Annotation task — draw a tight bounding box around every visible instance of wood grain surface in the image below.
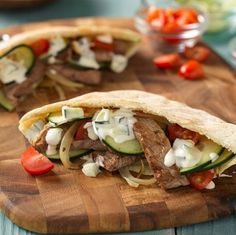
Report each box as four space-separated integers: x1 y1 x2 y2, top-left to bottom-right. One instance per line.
0 18 236 234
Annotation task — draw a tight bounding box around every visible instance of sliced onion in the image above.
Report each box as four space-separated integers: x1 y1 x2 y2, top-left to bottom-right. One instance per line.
59 122 80 169
54 84 66 100
46 69 84 88
39 78 66 100
128 160 153 176
216 155 236 176
136 159 144 178
119 165 156 187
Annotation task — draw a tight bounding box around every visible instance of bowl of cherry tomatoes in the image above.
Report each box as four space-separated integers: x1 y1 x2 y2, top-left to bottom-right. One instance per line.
135 5 208 52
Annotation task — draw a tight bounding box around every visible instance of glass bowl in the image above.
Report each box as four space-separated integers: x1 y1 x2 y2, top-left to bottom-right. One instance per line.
134 5 208 52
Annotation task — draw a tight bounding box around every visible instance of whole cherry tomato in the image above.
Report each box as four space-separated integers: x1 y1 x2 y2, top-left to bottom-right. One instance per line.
74 120 90 140
188 170 214 190
154 53 181 69
30 38 50 56
184 46 210 62
179 60 204 80
167 123 200 144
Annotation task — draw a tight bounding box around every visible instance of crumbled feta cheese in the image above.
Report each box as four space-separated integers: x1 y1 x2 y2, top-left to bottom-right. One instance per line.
47 36 66 57
111 54 128 73
0 58 27 84
73 37 100 69
78 56 100 69
82 162 101 177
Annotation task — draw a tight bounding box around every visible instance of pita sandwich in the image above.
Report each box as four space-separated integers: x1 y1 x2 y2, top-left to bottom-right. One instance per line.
19 90 236 190
0 26 141 111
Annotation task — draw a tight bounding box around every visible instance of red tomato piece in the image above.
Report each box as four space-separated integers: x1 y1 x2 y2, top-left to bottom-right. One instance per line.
74 120 90 140
162 37 181 45
174 8 198 25
30 38 50 56
161 21 179 33
176 14 197 26
184 46 210 62
188 170 214 190
153 53 181 69
147 7 199 33
21 147 54 175
179 60 204 80
167 123 200 144
151 17 166 30
92 39 114 51
147 7 165 23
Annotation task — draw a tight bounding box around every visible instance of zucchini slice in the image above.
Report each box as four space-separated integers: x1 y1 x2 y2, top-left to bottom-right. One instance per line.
201 149 234 171
103 135 143 155
180 138 223 175
46 149 93 160
62 106 84 120
48 112 90 127
68 59 110 70
0 89 15 111
1 45 35 73
48 112 67 127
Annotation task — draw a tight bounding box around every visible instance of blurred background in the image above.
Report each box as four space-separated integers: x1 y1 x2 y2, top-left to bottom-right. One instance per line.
0 0 236 67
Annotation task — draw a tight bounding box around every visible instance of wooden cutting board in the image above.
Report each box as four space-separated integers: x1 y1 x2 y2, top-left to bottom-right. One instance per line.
0 18 236 234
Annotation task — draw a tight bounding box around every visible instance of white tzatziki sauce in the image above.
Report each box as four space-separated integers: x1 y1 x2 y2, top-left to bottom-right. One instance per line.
45 128 63 155
92 108 137 144
164 139 202 168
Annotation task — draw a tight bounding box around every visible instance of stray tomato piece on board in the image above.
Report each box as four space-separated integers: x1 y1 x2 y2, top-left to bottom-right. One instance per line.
179 60 204 80
154 53 181 69
184 46 210 62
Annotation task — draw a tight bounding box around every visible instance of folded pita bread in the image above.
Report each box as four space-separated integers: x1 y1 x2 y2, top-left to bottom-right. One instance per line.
19 90 236 154
0 26 141 110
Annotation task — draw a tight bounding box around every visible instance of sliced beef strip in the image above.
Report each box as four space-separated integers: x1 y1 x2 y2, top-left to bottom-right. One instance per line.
35 123 106 153
34 124 69 153
34 127 48 152
48 64 101 85
72 138 107 151
92 151 138 172
133 117 189 189
93 48 113 62
113 39 131 55
55 47 72 63
4 60 46 103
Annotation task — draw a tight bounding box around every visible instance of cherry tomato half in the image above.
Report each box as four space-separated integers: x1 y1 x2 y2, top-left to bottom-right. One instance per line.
184 46 210 62
92 39 114 51
188 170 214 190
147 7 199 33
21 147 54 175
74 120 90 140
147 7 166 25
30 38 50 57
154 53 181 69
167 123 200 144
179 60 204 80
174 8 198 26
